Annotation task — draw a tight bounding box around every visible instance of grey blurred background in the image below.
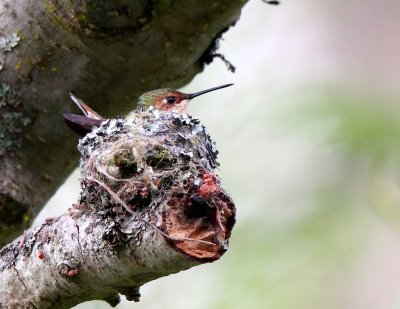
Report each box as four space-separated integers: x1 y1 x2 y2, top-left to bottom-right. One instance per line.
34 0 400 308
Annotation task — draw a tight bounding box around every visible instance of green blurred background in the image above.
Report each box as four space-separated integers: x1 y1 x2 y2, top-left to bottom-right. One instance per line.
35 0 400 308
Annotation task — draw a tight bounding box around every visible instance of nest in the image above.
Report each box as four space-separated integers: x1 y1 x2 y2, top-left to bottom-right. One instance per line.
77 109 235 261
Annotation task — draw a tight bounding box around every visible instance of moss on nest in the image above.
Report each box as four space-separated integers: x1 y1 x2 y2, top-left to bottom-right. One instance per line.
112 148 138 178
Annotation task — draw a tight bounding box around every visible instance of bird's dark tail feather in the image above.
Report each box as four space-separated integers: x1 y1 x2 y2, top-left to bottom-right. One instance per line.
63 113 103 137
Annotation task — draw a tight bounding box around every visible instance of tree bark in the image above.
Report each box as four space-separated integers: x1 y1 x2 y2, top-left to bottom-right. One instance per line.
0 0 247 245
0 110 236 308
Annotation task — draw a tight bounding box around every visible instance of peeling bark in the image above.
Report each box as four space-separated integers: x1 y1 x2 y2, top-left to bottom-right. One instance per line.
0 0 248 245
0 110 235 308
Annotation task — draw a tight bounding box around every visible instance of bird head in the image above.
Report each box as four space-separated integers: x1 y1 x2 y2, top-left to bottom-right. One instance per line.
136 84 233 113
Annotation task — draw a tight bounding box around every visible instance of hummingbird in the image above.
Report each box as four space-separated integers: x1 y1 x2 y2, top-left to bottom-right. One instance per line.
63 84 233 136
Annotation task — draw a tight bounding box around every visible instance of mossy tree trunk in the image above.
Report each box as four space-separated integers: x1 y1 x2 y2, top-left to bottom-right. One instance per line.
0 0 248 246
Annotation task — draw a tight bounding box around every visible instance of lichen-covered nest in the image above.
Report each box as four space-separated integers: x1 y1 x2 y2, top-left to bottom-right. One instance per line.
78 109 235 261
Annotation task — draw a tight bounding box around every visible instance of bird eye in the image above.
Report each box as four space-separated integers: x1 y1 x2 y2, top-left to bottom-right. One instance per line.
166 96 176 104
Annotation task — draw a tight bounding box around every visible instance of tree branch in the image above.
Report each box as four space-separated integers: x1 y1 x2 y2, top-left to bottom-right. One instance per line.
0 110 236 308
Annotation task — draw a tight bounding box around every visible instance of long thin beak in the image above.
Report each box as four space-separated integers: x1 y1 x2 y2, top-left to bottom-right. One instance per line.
184 83 234 100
